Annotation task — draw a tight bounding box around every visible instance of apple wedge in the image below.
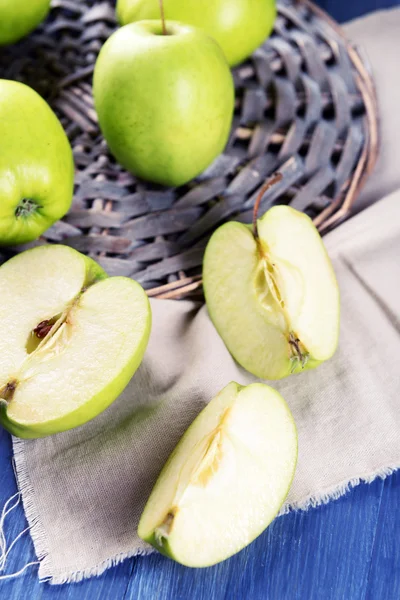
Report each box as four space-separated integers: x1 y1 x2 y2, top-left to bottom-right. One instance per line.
0 245 151 438
138 382 297 567
203 204 340 379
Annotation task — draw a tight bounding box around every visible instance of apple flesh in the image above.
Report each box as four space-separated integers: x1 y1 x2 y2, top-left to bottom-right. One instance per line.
0 0 51 45
116 0 276 67
0 245 151 439
138 381 297 567
203 206 340 380
93 21 234 187
0 80 74 245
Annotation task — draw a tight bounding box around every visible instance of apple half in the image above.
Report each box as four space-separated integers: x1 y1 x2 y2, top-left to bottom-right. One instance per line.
0 245 151 438
203 204 340 379
138 381 297 567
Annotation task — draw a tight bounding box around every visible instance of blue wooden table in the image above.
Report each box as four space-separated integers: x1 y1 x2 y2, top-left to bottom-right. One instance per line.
318 0 398 22
1 426 400 599
2 2 400 598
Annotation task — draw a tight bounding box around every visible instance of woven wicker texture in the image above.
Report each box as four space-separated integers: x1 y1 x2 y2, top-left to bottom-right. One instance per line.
0 0 378 298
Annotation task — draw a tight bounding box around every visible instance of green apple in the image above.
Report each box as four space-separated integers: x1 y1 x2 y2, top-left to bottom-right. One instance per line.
116 0 276 67
138 381 297 567
93 21 234 187
203 205 340 380
0 0 51 46
0 245 151 439
0 80 74 246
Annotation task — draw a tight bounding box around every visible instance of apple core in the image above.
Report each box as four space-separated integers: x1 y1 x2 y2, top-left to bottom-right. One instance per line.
254 241 310 371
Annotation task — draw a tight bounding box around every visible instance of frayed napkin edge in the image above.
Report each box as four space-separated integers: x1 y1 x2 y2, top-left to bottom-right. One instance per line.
12 436 154 585
11 436 399 585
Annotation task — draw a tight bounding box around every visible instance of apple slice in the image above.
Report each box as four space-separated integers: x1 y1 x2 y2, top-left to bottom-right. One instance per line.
138 382 297 567
203 203 340 379
0 245 151 438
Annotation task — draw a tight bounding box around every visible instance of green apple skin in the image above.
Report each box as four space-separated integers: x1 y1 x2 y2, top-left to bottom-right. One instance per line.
0 80 74 246
93 21 234 187
0 0 51 45
116 0 276 67
0 245 152 439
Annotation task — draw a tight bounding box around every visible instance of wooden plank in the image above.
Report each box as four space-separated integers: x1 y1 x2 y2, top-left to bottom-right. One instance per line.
316 0 398 23
40 562 133 600
122 481 384 600
364 470 400 600
0 430 42 598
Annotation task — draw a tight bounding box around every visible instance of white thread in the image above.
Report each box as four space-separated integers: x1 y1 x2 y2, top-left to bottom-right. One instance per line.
0 493 36 581
12 437 52 582
0 492 21 569
0 561 39 581
43 546 154 585
0 526 31 571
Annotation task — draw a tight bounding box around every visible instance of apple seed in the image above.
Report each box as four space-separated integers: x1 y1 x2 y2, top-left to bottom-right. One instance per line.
33 319 54 339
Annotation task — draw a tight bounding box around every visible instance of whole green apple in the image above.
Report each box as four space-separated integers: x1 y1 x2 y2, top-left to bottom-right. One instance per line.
116 0 276 67
0 80 74 245
0 0 51 46
0 245 151 438
93 21 234 187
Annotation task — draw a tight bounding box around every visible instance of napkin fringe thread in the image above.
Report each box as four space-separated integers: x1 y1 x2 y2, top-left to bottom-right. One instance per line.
9 436 399 585
11 436 154 584
49 546 155 585
12 437 54 582
281 465 397 515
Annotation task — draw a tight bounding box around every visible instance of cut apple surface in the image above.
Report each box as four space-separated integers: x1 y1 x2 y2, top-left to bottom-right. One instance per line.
0 245 151 438
203 205 340 379
138 382 297 567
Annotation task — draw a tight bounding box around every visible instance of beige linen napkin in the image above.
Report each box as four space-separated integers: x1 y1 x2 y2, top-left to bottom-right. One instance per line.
7 187 400 584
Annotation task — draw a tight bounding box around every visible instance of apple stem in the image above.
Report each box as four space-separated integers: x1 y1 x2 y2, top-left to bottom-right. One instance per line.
252 172 283 238
289 333 309 370
159 0 167 35
0 380 17 403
